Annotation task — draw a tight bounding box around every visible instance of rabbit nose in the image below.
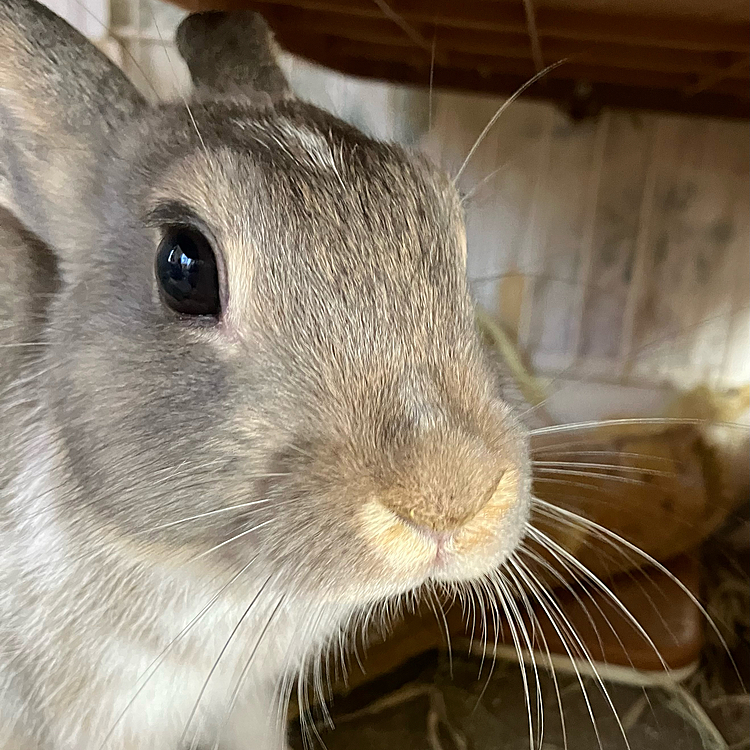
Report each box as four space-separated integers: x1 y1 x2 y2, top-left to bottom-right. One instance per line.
386 470 506 536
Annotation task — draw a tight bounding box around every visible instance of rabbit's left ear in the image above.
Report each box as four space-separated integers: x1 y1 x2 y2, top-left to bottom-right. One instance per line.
176 11 293 104
0 0 144 274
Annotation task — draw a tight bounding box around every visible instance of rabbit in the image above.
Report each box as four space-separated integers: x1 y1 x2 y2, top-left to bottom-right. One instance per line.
0 3 531 749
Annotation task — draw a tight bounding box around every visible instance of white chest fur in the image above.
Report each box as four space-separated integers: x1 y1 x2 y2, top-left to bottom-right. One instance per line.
0 440 338 750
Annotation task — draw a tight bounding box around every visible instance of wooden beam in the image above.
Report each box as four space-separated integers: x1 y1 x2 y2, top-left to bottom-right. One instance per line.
283 42 749 118
684 55 750 96
177 0 750 53
264 8 749 78
281 34 747 91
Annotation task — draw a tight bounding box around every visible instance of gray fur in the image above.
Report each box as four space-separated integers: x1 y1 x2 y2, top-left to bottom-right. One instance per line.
0 4 530 748
176 11 292 103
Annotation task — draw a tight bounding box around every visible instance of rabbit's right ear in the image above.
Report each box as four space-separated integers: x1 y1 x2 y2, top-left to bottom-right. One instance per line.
0 0 144 277
176 12 293 104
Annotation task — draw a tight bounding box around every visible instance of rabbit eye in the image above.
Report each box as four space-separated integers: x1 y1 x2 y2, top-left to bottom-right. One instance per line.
156 228 221 316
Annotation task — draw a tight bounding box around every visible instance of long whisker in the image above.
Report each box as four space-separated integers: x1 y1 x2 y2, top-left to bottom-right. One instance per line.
519 542 666 715
471 576 500 711
144 2 206 150
453 59 567 183
531 436 691 456
499 569 547 750
507 554 569 750
530 417 749 437
428 30 436 135
179 575 274 746
151 498 273 530
0 342 55 348
216 594 287 748
525 523 671 674
533 475 642 498
426 584 454 678
510 555 609 750
533 466 658 487
512 552 639 750
532 460 675 478
96 556 258 749
523 529 677 746
466 580 480 661
532 498 744 684
527 509 678 647
66 0 161 101
530 503 664 583
530 449 678 466
488 571 536 750
190 519 274 562
519 544 606 661
531 481 709 529
461 139 545 205
500 570 546 750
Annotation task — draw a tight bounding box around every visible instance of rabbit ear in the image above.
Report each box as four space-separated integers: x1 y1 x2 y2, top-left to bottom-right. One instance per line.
176 12 293 104
0 0 144 271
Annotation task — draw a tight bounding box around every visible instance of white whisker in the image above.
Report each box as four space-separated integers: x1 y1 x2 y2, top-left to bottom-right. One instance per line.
488 571 536 750
469 576 502 713
191 519 274 561
531 498 744 684
144 2 206 150
428 31 436 135
179 575 274 745
533 466 659 487
510 555 609 750
96 556 258 749
218 595 287 746
532 460 675 479
151 498 272 530
492 568 544 749
514 551 642 749
530 449 678 467
507 554 569 750
531 417 748 437
525 523 671 674
533 475 629 495
66 0 161 100
454 60 567 183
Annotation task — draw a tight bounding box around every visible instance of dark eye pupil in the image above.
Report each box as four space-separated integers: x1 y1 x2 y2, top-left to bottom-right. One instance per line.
156 228 221 316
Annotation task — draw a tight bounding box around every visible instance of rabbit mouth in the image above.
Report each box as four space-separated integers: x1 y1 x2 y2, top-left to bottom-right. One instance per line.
357 465 527 592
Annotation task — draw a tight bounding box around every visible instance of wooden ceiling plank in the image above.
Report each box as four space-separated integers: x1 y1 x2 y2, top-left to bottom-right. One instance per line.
240 0 749 53
173 0 749 117
285 35 743 92
523 0 546 70
295 51 749 117
535 7 749 53
287 37 747 98
371 0 434 52
267 12 748 78
684 56 750 95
